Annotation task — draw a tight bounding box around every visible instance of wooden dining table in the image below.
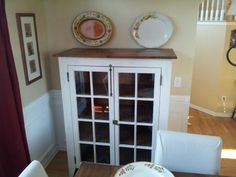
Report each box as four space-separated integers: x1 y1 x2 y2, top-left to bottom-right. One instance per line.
74 163 228 177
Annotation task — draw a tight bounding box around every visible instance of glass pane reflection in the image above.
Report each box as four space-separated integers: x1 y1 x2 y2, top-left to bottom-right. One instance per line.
75 71 90 95
119 73 135 97
77 97 92 119
119 100 134 122
80 144 94 162
78 122 93 142
120 125 134 145
95 123 109 143
138 73 154 98
119 147 134 165
137 126 152 146
94 98 109 120
137 101 153 123
96 145 110 164
136 149 151 161
92 72 108 96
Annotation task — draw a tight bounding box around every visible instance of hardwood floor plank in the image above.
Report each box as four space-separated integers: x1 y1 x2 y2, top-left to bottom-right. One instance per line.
46 151 69 177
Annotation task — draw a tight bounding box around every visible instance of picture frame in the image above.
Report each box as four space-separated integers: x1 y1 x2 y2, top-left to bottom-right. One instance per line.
16 13 42 85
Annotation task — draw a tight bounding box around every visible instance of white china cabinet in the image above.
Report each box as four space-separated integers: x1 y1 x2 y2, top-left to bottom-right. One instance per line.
55 48 177 177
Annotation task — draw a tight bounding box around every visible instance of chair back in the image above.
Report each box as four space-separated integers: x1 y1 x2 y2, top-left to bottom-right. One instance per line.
155 130 222 175
18 160 48 177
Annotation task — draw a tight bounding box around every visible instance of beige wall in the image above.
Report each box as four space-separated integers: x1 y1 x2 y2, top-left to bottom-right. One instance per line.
44 0 201 95
5 0 201 107
191 24 225 112
219 23 236 112
191 22 236 113
6 0 49 106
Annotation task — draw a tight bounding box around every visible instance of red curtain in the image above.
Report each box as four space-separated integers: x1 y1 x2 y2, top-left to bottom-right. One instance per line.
0 0 30 176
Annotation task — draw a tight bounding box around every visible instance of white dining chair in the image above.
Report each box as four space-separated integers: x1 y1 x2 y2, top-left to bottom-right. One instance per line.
155 130 222 175
18 160 48 177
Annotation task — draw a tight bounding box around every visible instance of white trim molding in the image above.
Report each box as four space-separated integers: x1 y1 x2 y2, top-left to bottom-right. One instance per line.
190 104 232 117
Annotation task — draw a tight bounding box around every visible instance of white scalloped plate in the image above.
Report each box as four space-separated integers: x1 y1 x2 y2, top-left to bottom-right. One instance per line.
132 12 173 48
114 162 174 177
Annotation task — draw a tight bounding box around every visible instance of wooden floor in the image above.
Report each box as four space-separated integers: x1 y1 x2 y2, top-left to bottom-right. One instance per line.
46 151 68 177
46 108 236 177
188 108 236 176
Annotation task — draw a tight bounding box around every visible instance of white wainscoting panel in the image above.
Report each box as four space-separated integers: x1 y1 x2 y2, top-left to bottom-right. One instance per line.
168 95 190 132
50 90 66 151
23 93 57 167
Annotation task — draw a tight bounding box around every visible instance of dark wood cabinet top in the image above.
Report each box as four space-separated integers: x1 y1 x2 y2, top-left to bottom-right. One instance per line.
54 48 177 59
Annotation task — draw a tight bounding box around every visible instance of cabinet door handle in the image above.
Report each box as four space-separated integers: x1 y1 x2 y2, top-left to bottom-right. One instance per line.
109 64 113 96
113 120 119 125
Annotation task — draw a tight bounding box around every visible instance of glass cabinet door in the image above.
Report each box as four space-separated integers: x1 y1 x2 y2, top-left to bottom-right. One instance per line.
114 67 161 165
69 66 114 165
68 65 161 166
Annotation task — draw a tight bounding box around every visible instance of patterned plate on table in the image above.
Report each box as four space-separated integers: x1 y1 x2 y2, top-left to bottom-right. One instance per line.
114 162 174 177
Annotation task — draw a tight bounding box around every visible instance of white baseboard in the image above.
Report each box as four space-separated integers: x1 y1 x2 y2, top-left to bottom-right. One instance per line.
40 144 58 168
190 104 232 117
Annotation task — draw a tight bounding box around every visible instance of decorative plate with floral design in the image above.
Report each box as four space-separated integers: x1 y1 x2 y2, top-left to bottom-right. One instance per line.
114 162 174 177
72 11 113 46
132 12 173 48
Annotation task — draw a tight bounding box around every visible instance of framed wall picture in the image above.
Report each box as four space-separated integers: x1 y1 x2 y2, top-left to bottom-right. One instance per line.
16 13 42 85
